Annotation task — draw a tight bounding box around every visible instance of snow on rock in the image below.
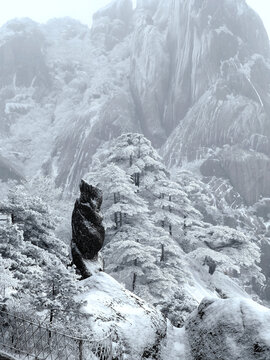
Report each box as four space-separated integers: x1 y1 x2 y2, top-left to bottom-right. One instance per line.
185 297 270 360
161 322 186 360
80 266 166 359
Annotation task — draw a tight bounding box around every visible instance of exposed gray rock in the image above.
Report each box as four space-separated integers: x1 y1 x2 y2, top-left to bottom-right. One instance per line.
0 155 24 183
159 0 270 205
200 147 270 205
0 19 50 89
163 0 269 131
50 89 137 190
130 11 169 146
71 180 105 278
220 148 270 205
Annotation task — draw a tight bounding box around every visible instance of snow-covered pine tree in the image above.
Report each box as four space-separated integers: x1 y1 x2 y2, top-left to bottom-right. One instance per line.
86 133 196 323
0 255 17 301
90 133 168 192
87 163 149 230
0 185 83 329
151 179 201 237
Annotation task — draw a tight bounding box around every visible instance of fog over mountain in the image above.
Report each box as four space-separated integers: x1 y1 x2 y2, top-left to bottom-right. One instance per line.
1 1 270 359
0 0 269 201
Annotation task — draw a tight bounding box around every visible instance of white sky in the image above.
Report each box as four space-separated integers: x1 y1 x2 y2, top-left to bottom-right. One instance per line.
0 0 114 27
247 0 270 36
0 0 269 37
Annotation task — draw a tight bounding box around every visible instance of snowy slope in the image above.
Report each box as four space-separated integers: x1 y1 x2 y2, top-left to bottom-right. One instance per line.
79 262 166 359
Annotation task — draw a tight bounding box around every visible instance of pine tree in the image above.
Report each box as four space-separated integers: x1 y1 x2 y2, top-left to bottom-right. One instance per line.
0 255 17 301
151 179 200 236
86 133 201 322
0 185 83 329
87 163 149 230
90 133 168 192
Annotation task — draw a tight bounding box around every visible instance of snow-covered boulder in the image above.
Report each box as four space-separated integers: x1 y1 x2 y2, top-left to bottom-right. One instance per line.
186 297 270 360
80 267 166 359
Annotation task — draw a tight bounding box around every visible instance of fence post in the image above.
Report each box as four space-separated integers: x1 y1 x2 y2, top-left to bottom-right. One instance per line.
79 339 83 360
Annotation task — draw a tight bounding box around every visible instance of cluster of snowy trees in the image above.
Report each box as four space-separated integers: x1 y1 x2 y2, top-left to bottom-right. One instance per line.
86 134 194 322
0 133 267 329
86 133 266 326
0 181 85 332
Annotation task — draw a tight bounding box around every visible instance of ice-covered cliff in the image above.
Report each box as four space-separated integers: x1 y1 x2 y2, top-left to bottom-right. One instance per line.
1 0 269 205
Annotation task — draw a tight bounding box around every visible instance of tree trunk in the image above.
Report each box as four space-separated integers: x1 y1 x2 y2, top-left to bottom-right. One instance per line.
114 212 118 229
120 212 123 227
183 215 187 237
169 195 172 235
161 193 165 228
114 193 118 228
132 273 137 291
49 282 55 339
79 339 83 360
160 244 165 262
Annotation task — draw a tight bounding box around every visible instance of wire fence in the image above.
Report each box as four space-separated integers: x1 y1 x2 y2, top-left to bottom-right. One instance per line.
0 310 123 360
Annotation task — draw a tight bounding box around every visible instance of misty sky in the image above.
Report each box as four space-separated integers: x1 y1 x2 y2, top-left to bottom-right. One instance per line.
0 0 269 37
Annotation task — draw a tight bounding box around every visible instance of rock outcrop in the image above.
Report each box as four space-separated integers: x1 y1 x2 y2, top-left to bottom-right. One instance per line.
0 19 50 89
0 155 24 183
71 180 105 278
159 0 270 205
186 297 270 360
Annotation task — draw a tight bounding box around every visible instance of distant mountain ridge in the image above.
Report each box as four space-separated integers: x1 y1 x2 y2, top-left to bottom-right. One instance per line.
0 0 269 205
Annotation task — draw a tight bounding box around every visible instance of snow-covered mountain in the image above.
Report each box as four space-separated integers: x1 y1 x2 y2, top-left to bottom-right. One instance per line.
1 0 270 359
1 0 269 203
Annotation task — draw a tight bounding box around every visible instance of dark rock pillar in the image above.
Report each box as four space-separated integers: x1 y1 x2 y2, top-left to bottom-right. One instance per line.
71 180 105 279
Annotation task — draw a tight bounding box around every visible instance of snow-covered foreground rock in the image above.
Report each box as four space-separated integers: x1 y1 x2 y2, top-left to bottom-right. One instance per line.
80 270 270 360
80 265 166 359
185 297 270 360
162 297 270 360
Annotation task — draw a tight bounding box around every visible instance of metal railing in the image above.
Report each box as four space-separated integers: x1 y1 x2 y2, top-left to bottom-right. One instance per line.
0 310 123 360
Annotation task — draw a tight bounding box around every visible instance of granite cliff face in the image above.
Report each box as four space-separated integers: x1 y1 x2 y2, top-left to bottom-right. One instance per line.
157 0 270 205
0 155 24 183
1 0 270 205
